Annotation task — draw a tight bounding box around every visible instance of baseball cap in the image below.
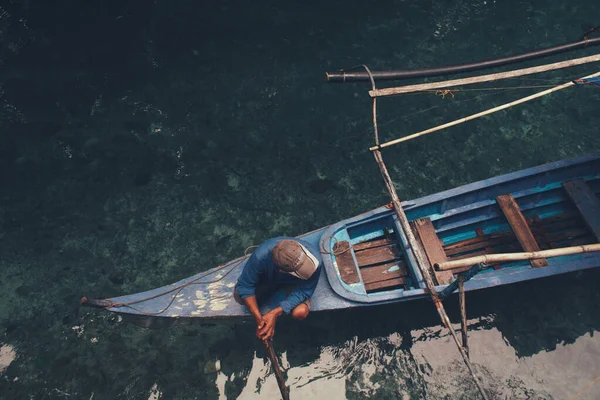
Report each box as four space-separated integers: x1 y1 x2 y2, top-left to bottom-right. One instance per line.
272 239 318 280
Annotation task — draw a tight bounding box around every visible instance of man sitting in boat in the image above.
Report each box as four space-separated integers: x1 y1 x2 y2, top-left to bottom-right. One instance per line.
234 237 321 342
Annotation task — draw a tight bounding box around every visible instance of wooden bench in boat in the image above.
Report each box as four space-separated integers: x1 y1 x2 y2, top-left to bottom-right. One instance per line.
411 218 454 285
334 235 409 293
496 194 547 268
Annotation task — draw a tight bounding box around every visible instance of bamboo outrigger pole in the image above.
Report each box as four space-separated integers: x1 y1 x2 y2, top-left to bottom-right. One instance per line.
369 70 600 151
458 275 469 357
369 53 600 97
360 65 490 399
326 37 600 83
436 244 600 271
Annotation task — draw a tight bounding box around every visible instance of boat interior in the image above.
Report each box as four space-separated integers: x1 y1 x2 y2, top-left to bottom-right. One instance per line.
332 177 600 298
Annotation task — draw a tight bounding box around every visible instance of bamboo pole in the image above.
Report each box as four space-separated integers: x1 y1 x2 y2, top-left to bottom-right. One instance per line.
369 53 600 97
436 243 600 271
265 340 290 400
362 63 488 398
374 150 489 400
459 275 469 358
369 71 600 151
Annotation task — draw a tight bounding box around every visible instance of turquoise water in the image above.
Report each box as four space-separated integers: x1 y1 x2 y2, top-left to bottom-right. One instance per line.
1 1 600 398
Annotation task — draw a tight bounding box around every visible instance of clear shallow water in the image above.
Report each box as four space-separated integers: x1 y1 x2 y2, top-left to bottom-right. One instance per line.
1 1 600 399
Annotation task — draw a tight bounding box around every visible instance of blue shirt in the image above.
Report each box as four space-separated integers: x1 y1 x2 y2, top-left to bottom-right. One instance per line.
236 237 322 314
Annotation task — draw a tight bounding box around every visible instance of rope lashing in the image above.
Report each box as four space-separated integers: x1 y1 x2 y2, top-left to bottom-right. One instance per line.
575 76 600 89
436 89 456 99
583 25 600 42
369 70 600 151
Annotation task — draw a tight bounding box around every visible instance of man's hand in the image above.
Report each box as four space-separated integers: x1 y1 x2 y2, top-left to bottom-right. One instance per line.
255 316 266 339
258 307 283 342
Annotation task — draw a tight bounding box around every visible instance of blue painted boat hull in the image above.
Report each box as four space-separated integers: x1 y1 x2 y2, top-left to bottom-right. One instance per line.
86 153 600 325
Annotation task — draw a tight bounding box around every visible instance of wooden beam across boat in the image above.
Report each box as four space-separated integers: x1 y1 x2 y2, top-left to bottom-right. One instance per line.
562 179 600 241
412 218 454 284
496 194 548 268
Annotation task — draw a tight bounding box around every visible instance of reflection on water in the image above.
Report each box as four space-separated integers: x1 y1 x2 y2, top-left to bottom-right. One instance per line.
0 344 17 374
221 320 600 399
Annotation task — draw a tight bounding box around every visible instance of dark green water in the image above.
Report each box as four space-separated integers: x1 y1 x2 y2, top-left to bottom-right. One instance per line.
1 1 600 399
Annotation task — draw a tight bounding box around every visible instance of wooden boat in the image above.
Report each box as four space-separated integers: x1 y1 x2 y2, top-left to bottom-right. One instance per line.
81 38 600 398
82 152 600 326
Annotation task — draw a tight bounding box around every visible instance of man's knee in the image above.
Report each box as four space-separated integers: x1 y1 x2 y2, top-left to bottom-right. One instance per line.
291 303 309 320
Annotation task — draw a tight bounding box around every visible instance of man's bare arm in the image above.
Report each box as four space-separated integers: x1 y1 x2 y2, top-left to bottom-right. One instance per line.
243 296 263 324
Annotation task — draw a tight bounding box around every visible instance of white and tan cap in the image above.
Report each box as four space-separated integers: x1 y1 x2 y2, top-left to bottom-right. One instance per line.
272 239 318 280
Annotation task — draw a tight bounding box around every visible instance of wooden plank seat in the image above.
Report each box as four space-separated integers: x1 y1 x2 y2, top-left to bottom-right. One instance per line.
354 243 402 267
361 259 408 292
360 261 408 284
412 218 454 285
496 194 547 267
364 277 406 292
351 236 409 292
353 237 396 251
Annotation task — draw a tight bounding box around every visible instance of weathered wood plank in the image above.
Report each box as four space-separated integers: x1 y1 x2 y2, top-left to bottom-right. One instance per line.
444 215 578 253
333 241 360 284
364 277 406 292
444 233 516 256
444 231 514 252
353 237 396 252
532 215 550 250
496 194 547 268
354 244 402 267
476 228 501 270
412 218 454 284
360 262 407 285
562 179 600 241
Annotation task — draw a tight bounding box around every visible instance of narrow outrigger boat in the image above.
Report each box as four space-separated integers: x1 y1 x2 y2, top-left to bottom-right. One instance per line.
82 152 600 325
82 35 600 399
82 36 600 333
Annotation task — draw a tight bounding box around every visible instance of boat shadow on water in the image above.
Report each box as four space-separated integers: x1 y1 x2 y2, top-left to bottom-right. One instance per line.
120 253 600 355
121 267 600 398
272 267 600 358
